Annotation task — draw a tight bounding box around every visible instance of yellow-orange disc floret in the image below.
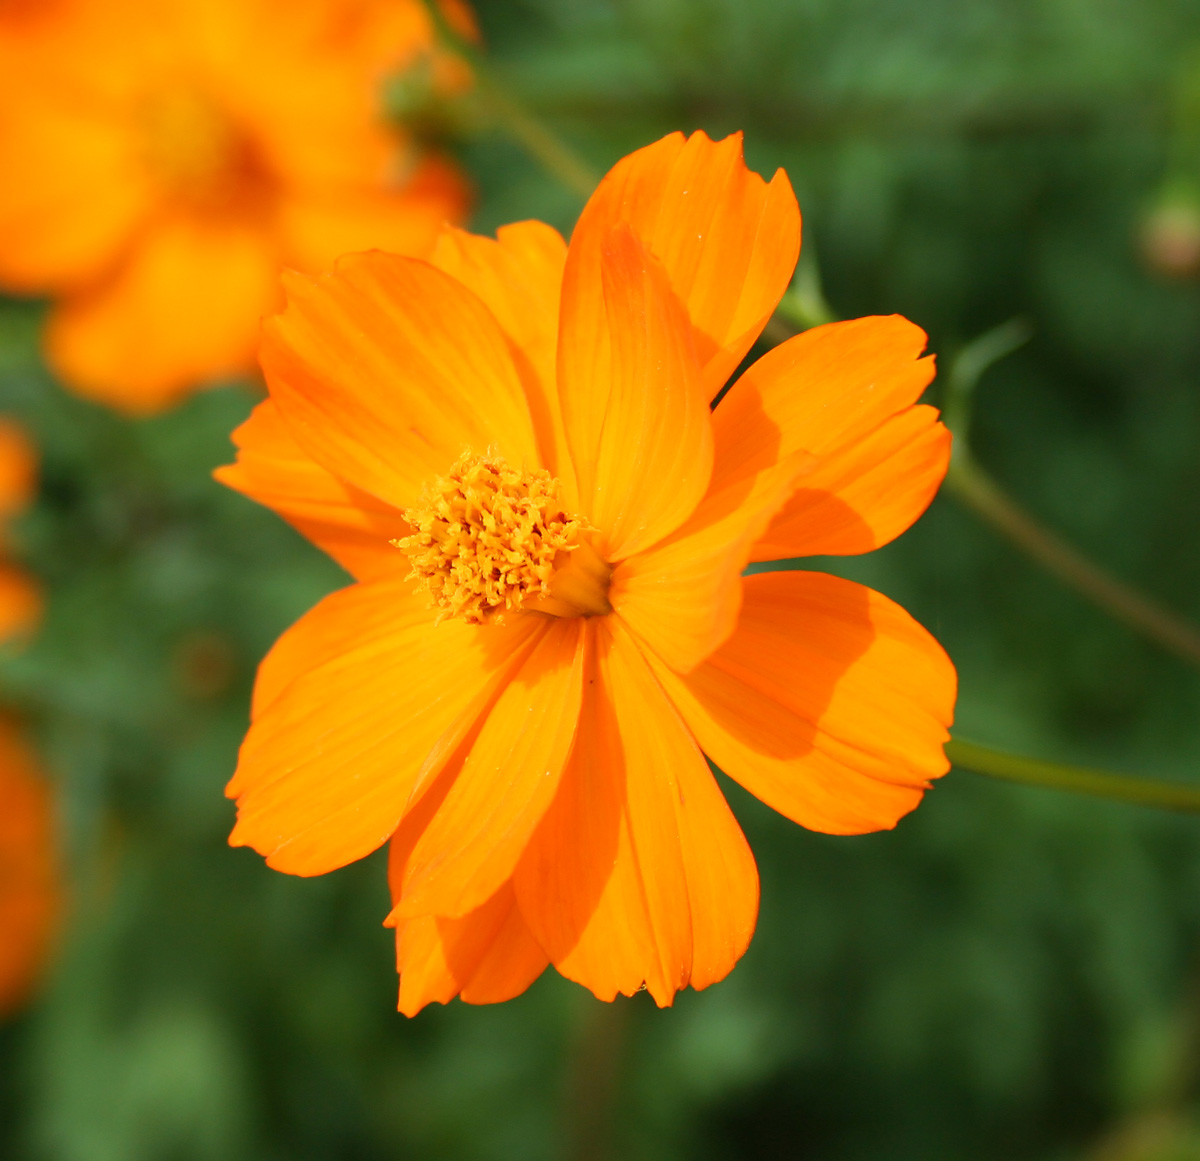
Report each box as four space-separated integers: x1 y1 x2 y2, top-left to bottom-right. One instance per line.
397 450 588 624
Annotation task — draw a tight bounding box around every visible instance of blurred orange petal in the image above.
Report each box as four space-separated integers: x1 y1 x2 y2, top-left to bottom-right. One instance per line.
0 0 472 409
46 217 278 413
0 417 41 645
0 566 41 645
278 158 470 271
0 96 149 293
0 419 37 522
0 720 58 1018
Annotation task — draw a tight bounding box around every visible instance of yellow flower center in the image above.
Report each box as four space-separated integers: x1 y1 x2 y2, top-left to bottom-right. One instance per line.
396 450 612 624
139 87 271 214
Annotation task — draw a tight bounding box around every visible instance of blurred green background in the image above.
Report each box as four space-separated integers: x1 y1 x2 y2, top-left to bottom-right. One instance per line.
4 0 1200 1157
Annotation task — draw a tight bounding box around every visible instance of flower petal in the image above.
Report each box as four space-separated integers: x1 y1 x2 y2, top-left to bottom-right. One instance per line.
391 895 549 1016
0 418 37 520
0 91 150 293
610 451 813 674
513 622 668 1003
45 216 279 413
246 575 408 725
283 0 454 76
647 571 956 835
278 157 469 271
214 399 409 582
430 221 574 497
388 833 547 1016
394 616 587 920
515 619 759 1006
558 225 713 561
568 130 800 399
229 576 547 875
0 565 41 646
261 251 541 514
710 315 944 559
752 405 951 560
604 619 758 997
0 720 57 1017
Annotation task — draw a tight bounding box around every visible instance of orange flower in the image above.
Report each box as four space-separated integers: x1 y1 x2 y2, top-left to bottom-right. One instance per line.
0 719 57 1018
0 419 52 1019
0 0 471 413
218 131 957 1014
0 419 41 642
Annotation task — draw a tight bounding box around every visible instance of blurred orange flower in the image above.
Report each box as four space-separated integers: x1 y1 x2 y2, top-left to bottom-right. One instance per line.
0 720 57 1018
0 0 471 413
218 131 957 1014
0 418 53 1020
0 419 41 642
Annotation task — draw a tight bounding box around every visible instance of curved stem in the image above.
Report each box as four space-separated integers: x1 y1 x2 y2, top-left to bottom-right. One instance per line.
420 0 599 199
941 317 1033 438
945 453 1200 669
563 998 630 1161
473 76 599 199
948 738 1200 813
941 320 1200 670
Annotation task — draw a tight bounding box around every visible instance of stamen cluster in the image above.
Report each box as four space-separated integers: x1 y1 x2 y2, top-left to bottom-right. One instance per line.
397 450 586 624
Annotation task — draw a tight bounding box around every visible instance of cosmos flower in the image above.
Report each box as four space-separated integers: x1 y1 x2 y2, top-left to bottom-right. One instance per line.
0 0 470 412
218 130 957 1014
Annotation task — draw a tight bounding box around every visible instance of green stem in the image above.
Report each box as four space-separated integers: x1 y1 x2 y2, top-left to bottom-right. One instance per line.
948 738 1200 813
474 76 599 199
563 998 630 1161
941 318 1033 439
945 453 1200 670
940 319 1200 670
420 0 599 199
